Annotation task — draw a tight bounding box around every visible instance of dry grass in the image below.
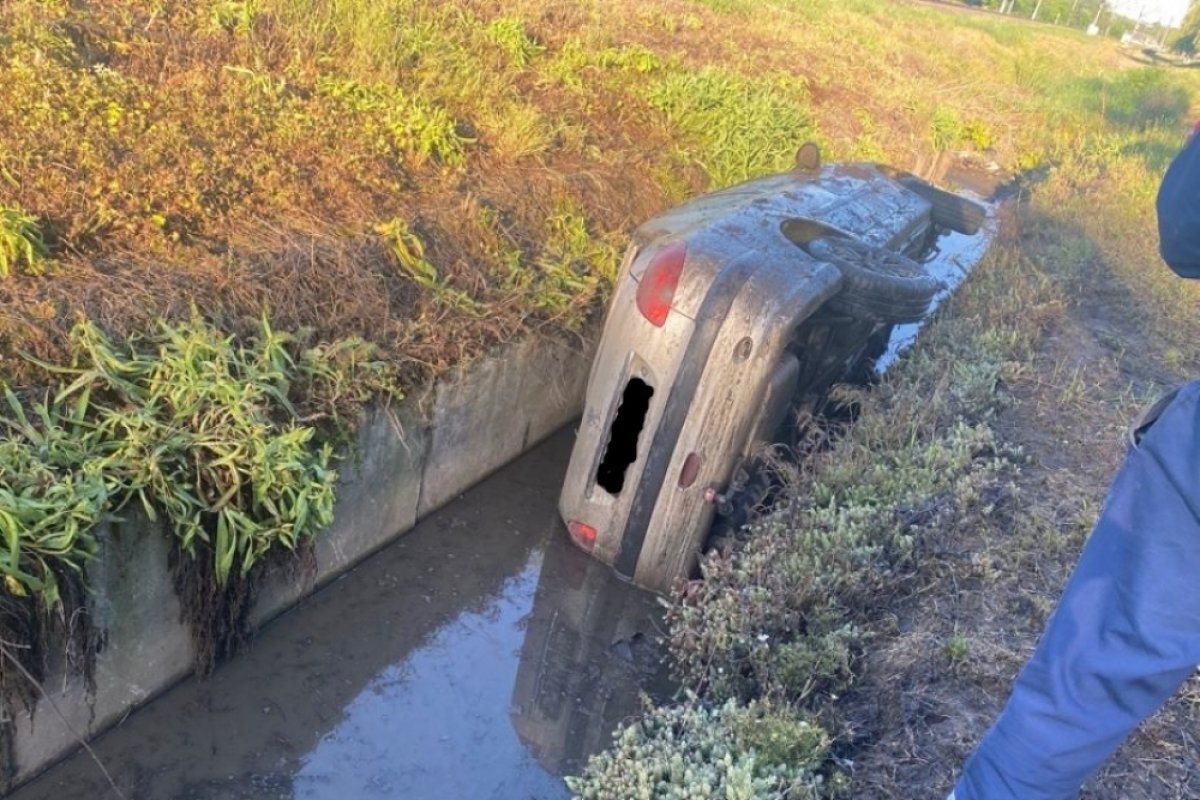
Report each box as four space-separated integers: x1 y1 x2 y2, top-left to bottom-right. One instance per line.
1 0 1192 393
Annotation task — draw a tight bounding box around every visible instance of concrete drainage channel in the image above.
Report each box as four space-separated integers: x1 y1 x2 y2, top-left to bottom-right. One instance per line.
12 430 674 800
5 327 604 795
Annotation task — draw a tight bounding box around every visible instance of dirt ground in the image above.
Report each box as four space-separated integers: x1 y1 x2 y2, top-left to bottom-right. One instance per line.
838 213 1200 799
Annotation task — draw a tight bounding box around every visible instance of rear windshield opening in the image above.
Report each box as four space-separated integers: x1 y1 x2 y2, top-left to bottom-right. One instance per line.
596 378 654 496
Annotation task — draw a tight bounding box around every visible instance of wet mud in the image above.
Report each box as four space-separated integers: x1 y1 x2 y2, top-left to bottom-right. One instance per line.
13 430 673 800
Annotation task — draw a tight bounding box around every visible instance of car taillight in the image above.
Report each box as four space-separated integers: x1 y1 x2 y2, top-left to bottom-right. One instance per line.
636 241 686 327
678 452 702 489
567 520 597 553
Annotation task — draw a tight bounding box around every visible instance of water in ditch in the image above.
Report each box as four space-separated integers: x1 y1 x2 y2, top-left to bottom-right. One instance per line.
876 220 997 373
876 164 1015 373
12 430 674 800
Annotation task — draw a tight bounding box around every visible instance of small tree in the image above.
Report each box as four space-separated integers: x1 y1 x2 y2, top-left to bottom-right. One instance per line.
1172 0 1200 54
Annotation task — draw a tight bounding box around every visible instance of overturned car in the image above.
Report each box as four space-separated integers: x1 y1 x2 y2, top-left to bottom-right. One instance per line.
559 145 987 594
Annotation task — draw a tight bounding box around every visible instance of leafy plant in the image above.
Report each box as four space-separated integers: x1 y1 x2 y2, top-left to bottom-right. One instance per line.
375 218 481 314
493 209 619 329
568 698 843 799
931 106 964 152
0 391 105 607
316 77 472 167
485 17 544 68
0 206 46 279
544 39 663 90
647 67 816 188
2 316 396 596
210 0 259 35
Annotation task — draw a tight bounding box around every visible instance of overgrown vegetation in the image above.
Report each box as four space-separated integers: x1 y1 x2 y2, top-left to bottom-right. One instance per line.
1 316 394 677
647 68 815 188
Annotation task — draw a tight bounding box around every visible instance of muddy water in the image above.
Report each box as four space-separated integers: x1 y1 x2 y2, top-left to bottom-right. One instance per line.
13 430 673 800
876 222 998 372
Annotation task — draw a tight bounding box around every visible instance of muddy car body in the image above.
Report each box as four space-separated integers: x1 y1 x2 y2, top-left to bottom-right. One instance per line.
559 154 984 594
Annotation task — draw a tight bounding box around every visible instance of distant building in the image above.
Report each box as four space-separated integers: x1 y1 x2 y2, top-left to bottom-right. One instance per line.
1121 29 1162 50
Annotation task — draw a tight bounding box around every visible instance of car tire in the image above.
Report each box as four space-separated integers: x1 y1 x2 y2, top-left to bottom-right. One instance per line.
807 236 943 324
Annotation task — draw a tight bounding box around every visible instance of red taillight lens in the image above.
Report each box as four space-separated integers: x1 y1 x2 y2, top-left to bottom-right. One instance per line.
636 241 686 327
567 520 598 553
678 452 702 489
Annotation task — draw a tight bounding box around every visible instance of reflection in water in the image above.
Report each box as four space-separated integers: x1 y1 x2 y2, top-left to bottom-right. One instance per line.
283 556 564 800
511 530 672 778
12 429 672 800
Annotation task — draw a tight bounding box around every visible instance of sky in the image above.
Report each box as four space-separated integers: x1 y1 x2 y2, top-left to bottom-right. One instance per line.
1108 0 1191 26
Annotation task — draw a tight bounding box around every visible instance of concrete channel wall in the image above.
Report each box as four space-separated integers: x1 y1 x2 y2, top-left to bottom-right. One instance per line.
4 329 597 791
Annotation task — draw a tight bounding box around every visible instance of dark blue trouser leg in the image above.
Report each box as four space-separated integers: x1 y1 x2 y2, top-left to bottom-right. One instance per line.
954 380 1200 800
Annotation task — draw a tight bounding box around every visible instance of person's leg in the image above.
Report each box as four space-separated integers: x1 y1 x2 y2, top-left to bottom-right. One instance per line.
953 381 1200 800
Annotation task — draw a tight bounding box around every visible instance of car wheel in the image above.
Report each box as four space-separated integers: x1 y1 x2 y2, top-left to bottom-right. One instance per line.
807 236 943 324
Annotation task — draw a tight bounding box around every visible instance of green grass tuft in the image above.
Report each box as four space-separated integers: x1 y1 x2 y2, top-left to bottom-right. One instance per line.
0 206 46 279
647 67 815 188
485 16 544 68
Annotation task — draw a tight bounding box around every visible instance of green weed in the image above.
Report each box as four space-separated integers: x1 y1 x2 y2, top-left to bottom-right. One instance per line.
488 208 620 329
478 101 556 160
375 218 481 314
47 318 339 586
210 0 259 35
315 77 472 167
0 391 104 607
929 107 993 153
647 67 815 188
943 630 971 664
931 107 964 152
1053 68 1193 132
544 39 663 91
0 206 46 279
2 316 395 604
484 16 544 68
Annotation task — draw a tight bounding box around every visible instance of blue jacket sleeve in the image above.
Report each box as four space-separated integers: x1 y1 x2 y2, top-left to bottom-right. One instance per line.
1157 130 1200 278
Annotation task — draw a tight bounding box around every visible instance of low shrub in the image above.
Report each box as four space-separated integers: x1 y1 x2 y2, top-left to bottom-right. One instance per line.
568 698 844 800
2 315 394 605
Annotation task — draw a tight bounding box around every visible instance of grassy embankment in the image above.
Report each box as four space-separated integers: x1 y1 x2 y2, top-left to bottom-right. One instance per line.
1 0 1198 791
